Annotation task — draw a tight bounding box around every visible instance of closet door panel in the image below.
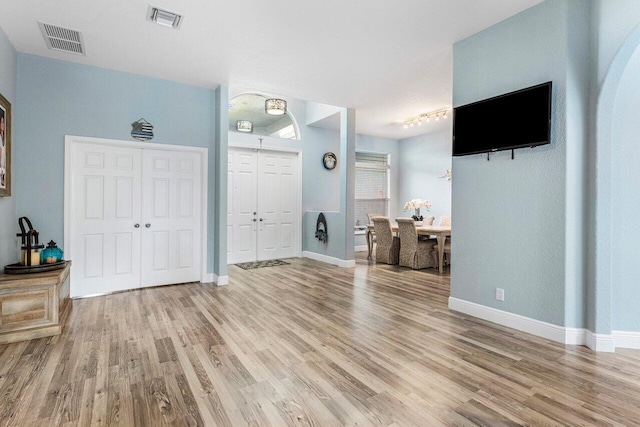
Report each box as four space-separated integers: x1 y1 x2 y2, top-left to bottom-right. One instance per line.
141 149 202 287
70 143 142 297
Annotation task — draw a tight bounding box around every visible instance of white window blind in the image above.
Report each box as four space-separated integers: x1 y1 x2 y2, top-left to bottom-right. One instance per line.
355 152 389 228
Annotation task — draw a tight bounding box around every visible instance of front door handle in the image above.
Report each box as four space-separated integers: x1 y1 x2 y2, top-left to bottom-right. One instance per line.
145 223 151 228
259 218 264 222
134 223 140 228
252 218 257 222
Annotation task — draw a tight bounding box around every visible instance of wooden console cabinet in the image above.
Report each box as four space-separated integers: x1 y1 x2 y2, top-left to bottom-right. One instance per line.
0 262 71 344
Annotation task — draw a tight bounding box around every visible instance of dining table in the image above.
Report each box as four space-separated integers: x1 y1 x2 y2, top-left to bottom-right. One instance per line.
366 223 452 273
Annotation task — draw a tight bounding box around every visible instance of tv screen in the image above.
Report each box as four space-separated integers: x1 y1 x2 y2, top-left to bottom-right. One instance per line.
452 82 552 156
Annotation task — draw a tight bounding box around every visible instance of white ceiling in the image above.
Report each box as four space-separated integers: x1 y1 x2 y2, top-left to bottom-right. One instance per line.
0 0 542 139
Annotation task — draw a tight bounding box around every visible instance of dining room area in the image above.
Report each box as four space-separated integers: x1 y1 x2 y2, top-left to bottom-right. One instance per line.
365 206 451 273
355 125 452 276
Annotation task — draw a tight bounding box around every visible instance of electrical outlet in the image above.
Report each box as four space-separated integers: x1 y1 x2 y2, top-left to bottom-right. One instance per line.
495 288 505 301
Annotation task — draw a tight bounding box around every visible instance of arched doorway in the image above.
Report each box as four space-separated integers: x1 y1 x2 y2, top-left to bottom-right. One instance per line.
593 23 640 343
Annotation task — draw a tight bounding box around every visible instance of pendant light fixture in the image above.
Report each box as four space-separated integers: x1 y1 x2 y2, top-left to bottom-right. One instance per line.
265 98 287 116
236 120 253 133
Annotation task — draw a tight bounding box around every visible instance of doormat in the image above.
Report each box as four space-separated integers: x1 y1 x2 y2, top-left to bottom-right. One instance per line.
235 259 290 270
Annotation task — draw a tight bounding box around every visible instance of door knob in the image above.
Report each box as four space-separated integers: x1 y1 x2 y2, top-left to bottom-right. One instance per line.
145 223 151 228
134 223 140 228
259 218 264 222
253 212 257 215
252 218 257 222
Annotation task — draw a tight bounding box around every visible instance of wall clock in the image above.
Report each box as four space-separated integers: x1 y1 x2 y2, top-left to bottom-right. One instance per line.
323 152 337 170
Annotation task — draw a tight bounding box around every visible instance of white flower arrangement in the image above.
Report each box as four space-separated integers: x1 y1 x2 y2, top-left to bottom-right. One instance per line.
403 199 431 221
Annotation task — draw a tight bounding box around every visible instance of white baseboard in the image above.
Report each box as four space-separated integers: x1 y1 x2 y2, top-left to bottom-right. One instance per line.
448 297 579 345
613 330 640 349
212 274 229 286
448 297 619 353
586 331 616 352
354 245 368 252
302 251 356 268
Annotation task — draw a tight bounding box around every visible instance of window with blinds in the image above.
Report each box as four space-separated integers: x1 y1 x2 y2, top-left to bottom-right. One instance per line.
355 152 390 228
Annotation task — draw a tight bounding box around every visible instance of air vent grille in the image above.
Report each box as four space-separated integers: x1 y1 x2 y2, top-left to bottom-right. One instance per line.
147 5 183 29
38 22 85 55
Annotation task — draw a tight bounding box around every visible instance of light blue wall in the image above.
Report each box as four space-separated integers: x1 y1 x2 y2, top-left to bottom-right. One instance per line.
611 45 640 331
451 0 591 328
15 54 217 273
398 127 452 223
0 27 17 268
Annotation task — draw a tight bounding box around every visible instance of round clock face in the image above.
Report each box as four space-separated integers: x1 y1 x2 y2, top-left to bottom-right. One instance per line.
323 152 337 170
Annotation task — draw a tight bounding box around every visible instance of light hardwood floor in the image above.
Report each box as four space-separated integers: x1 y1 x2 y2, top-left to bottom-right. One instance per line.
1 255 639 426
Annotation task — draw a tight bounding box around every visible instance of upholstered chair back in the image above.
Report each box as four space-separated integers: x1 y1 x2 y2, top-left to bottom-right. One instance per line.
372 217 393 246
397 218 418 253
367 213 384 224
424 216 435 226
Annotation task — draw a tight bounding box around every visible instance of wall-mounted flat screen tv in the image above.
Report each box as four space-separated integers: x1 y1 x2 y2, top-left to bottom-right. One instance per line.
452 82 552 156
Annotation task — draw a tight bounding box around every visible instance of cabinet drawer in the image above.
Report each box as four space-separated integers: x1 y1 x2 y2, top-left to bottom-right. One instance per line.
0 288 53 331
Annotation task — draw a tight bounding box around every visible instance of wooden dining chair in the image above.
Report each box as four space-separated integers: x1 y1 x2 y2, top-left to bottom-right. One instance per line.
397 218 437 269
371 217 400 265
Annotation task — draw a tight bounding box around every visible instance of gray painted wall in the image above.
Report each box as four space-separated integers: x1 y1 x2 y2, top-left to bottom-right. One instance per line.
15 54 217 273
0 27 17 269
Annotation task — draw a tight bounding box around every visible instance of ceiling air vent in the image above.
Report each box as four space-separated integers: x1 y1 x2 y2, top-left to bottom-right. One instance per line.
147 6 183 29
38 22 85 55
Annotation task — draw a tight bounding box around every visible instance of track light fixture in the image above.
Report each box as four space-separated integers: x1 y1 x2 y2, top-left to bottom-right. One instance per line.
402 108 450 129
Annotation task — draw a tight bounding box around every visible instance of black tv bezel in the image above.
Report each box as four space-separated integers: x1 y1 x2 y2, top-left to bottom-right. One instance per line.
452 81 552 157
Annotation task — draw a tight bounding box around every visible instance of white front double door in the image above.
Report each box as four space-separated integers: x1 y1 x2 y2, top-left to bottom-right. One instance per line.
69 141 203 297
227 148 300 264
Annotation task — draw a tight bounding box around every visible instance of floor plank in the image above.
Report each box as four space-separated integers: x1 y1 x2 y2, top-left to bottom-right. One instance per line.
0 255 639 426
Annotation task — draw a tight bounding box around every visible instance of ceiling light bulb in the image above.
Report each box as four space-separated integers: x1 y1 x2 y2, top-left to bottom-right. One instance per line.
410 122 414 127
443 111 448 119
426 116 430 123
435 113 440 121
418 120 422 126
403 123 408 129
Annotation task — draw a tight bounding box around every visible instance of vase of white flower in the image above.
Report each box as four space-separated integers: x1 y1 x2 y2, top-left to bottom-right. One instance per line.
403 199 432 226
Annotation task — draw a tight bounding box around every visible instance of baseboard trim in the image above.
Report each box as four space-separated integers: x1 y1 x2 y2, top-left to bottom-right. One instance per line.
585 331 615 352
448 297 581 345
448 297 620 352
354 245 368 252
613 330 640 349
212 274 229 286
302 251 356 268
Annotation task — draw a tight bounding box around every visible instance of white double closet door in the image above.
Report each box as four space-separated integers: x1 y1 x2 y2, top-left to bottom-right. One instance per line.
227 147 300 264
69 141 202 297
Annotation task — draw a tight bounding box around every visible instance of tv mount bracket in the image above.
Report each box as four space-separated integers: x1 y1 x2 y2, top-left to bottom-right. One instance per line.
487 149 515 161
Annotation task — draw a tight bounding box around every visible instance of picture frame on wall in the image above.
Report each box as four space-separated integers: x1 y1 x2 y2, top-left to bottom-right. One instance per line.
0 92 11 197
